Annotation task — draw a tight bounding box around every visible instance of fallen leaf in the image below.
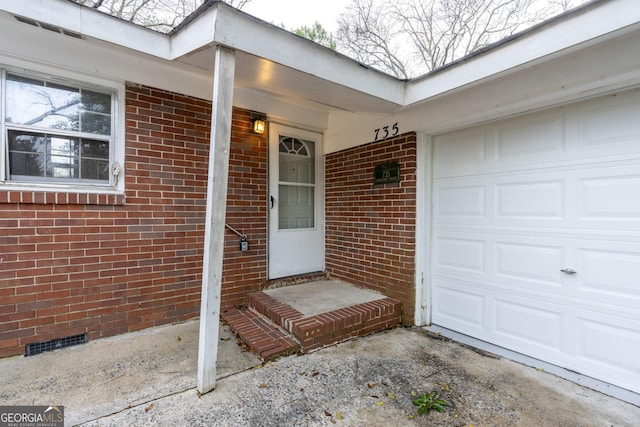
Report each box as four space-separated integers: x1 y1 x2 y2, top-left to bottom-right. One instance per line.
299 371 306 376
311 371 319 377
145 404 154 412
268 361 274 367
336 412 344 420
375 401 384 406
387 392 395 399
324 410 332 417
177 336 182 341
439 382 450 392
330 419 336 424
408 414 415 420
367 383 378 388
259 384 272 389
410 390 417 397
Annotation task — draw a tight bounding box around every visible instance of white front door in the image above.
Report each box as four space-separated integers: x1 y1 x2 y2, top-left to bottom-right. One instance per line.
268 124 324 279
429 88 640 393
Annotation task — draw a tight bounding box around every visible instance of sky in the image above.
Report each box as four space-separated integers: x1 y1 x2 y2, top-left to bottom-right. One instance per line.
242 0 348 33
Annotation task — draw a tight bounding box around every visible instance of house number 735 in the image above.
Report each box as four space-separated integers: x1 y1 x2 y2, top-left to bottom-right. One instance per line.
374 122 399 141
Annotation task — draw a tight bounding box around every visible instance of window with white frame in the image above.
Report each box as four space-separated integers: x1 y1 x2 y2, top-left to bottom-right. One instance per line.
1 69 116 186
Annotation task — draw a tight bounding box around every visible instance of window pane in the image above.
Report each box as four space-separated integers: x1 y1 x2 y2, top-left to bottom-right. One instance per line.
80 91 111 135
5 73 112 136
81 90 111 114
81 159 109 180
6 74 80 132
278 185 314 229
8 131 46 177
81 139 109 159
48 136 79 179
81 139 110 180
80 111 111 135
279 139 314 184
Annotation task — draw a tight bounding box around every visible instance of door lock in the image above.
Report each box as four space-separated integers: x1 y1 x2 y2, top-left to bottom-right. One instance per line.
239 236 249 252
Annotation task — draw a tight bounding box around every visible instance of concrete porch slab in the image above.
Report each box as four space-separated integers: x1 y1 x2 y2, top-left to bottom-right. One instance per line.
223 280 402 357
263 280 388 317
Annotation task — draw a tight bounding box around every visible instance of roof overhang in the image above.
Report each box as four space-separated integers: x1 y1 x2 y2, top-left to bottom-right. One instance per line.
0 0 639 117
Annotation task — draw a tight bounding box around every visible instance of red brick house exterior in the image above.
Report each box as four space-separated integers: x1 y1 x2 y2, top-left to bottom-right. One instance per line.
0 83 417 357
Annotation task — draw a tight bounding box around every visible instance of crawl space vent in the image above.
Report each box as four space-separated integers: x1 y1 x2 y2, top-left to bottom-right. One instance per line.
26 333 88 356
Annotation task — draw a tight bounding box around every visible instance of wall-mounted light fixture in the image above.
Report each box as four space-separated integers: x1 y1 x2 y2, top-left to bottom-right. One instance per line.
253 119 266 134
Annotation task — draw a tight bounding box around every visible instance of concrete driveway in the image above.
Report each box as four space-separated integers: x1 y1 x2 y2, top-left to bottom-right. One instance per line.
1 319 638 426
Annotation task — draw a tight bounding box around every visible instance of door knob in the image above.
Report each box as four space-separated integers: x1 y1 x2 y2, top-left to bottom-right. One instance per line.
270 195 275 209
560 268 577 274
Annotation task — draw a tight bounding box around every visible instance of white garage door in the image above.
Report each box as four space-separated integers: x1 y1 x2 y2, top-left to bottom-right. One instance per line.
431 89 640 393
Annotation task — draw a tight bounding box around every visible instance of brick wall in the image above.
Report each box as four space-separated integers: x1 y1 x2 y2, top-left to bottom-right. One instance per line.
0 84 267 357
222 109 268 306
325 133 417 325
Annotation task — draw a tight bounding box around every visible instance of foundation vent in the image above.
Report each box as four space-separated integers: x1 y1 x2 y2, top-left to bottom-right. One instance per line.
25 333 88 357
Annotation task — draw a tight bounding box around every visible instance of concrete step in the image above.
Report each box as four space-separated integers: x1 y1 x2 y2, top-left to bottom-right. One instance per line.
248 289 402 353
221 308 299 360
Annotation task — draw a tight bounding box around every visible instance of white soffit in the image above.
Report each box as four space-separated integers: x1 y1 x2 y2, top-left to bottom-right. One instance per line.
404 0 640 107
202 3 406 106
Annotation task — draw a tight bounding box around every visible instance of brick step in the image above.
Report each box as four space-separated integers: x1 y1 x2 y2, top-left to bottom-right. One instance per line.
221 308 299 360
248 291 402 353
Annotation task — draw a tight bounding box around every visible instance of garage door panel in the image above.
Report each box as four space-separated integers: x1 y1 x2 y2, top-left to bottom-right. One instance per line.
430 88 640 393
577 317 640 393
496 180 565 219
495 112 565 161
579 90 640 148
434 237 485 274
495 241 563 287
434 184 486 218
433 129 486 177
433 283 485 331
578 318 640 372
579 175 640 220
577 246 640 304
494 298 563 351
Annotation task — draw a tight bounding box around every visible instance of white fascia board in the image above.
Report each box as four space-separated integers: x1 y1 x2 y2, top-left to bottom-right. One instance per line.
169 7 217 60
405 0 640 106
1 0 171 59
209 3 405 106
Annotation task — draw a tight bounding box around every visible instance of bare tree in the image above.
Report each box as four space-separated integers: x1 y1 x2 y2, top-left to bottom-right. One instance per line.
337 0 589 78
73 0 252 33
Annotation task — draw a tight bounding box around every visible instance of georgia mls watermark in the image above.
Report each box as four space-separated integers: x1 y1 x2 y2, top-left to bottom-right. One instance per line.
0 406 64 427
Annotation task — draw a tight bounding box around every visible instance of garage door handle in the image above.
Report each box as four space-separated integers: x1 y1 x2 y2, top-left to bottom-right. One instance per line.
560 268 577 275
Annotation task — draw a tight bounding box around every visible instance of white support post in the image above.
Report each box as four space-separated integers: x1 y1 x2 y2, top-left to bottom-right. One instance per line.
197 45 236 395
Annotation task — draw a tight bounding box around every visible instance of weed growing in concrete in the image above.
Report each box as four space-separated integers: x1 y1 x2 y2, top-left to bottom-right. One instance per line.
412 391 449 415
